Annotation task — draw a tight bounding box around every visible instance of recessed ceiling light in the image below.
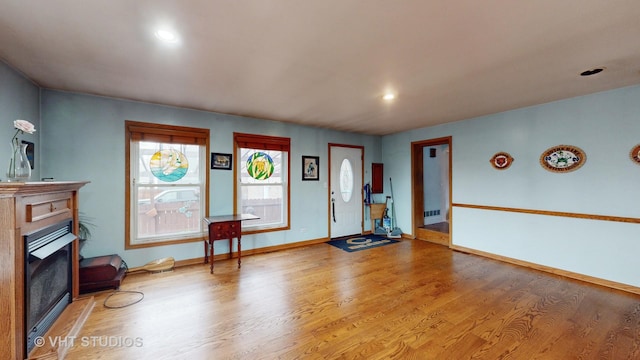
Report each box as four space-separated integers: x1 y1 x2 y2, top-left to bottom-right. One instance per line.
580 67 605 77
383 93 396 101
154 29 178 43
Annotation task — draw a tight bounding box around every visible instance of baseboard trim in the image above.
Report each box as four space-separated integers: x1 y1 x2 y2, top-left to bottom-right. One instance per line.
451 244 640 295
174 237 330 268
179 238 639 294
175 234 416 268
240 237 330 256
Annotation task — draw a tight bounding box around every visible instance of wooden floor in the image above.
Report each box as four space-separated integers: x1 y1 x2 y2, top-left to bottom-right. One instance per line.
66 239 640 359
422 221 450 234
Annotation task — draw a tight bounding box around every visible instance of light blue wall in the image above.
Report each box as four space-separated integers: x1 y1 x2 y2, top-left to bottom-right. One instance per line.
422 144 449 225
0 61 40 181
40 90 382 267
6 58 640 288
383 85 640 287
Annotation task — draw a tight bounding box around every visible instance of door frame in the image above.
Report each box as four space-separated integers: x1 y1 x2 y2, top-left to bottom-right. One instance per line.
411 136 452 246
328 143 365 238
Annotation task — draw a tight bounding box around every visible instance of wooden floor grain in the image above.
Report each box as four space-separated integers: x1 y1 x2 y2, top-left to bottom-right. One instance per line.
66 239 640 359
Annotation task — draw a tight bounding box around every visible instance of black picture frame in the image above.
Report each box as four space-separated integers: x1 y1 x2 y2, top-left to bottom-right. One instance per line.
302 155 319 181
211 153 232 170
22 140 34 170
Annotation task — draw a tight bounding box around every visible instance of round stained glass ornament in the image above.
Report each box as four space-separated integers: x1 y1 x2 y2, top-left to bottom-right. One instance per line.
150 149 189 182
246 152 275 180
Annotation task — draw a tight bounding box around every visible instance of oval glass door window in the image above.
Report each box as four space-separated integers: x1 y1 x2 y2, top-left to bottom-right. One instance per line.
340 158 354 202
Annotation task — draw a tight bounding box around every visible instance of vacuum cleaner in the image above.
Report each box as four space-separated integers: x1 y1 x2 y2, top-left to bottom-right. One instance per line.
374 196 391 235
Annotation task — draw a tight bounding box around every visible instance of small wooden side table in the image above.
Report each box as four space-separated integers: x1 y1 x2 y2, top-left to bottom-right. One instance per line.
203 214 259 273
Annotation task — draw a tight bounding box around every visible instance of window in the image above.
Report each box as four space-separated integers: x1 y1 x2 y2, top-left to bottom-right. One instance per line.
125 121 209 248
234 133 290 232
339 158 354 202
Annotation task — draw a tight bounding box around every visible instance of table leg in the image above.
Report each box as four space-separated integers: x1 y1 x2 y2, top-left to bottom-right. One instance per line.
203 240 208 264
237 234 242 268
210 240 214 274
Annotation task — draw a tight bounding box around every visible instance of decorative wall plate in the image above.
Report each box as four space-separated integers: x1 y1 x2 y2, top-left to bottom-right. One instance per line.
539 145 586 173
490 152 514 170
630 144 640 165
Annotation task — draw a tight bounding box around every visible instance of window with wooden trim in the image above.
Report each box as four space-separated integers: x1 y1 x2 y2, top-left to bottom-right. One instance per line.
126 121 209 248
234 133 290 232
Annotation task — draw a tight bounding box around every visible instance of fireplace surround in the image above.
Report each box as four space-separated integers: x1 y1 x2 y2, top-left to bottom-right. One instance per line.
0 181 88 360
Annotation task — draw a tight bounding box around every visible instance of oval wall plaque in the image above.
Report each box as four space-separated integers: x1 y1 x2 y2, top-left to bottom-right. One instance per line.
630 144 640 165
490 152 514 170
539 145 586 173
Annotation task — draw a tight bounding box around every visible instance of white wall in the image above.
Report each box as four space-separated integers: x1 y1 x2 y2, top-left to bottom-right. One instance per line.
423 147 439 224
40 90 381 267
383 85 640 288
422 144 449 225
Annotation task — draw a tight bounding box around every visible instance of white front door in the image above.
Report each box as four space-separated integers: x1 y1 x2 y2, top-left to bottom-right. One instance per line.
330 146 363 238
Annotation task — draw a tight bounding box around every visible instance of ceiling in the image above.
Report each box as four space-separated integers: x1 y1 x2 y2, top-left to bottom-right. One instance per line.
2 1 640 136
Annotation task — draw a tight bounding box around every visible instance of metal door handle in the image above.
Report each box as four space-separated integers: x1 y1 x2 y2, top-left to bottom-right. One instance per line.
331 197 336 223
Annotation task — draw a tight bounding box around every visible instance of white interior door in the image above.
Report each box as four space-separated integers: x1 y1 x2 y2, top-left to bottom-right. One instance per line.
330 146 363 238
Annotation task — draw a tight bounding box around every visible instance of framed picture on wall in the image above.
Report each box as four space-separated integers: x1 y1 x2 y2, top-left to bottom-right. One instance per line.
211 153 232 170
302 155 319 181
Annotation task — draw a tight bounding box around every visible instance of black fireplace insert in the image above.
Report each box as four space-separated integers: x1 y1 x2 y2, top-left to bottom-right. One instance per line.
25 220 75 353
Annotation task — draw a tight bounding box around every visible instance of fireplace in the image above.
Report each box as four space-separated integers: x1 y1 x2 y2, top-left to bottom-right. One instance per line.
25 220 76 353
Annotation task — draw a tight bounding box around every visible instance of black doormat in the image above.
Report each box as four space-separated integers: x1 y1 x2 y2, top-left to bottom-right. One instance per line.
327 234 400 252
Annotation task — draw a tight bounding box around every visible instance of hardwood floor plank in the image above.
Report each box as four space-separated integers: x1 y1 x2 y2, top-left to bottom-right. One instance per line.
65 240 640 359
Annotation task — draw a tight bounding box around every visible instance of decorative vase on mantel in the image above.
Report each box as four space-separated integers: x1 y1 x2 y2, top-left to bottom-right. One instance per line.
6 138 31 182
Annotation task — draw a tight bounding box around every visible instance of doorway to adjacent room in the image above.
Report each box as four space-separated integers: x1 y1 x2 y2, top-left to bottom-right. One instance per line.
411 137 452 246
